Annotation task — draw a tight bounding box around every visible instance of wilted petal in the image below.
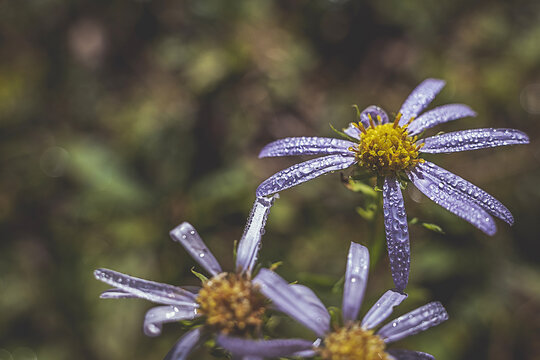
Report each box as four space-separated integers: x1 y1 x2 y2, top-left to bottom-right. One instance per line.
100 288 138 299
94 269 198 306
164 327 204 360
382 176 410 291
407 104 476 135
399 79 446 126
217 335 313 358
236 195 277 274
361 105 389 127
289 284 330 328
387 349 436 360
259 137 355 158
144 305 199 337
361 290 407 330
254 269 330 336
344 123 361 140
169 222 222 276
420 128 529 153
256 154 356 197
378 301 448 343
408 163 499 233
342 242 369 323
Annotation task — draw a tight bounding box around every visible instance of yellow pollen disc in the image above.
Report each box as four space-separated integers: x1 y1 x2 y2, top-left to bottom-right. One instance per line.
350 118 423 176
319 324 390 360
196 272 266 336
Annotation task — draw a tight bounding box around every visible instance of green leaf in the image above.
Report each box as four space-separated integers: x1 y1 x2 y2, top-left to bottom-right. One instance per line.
352 104 362 120
422 222 445 234
331 275 345 294
329 123 358 142
191 267 209 283
356 204 377 221
341 176 377 198
328 306 343 328
269 261 283 271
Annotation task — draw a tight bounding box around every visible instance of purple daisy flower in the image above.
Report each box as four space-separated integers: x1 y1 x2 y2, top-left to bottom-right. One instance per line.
218 242 448 360
255 78 529 290
94 196 277 360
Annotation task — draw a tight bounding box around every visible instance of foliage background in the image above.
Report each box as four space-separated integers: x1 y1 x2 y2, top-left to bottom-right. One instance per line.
1 0 539 359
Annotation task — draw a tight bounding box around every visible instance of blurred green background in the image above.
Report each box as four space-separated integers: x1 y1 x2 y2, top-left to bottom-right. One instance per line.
1 0 539 359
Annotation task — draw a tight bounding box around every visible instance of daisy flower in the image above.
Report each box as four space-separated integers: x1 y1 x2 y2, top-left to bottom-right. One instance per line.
94 196 276 360
255 78 529 290
218 242 448 360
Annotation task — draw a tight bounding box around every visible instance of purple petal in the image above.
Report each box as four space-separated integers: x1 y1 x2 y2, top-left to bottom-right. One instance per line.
407 104 476 135
408 161 507 230
99 288 139 299
169 222 222 276
289 284 330 328
342 242 369 323
378 301 448 343
164 327 203 360
94 269 198 306
144 305 199 337
361 105 390 127
217 335 313 358
236 195 277 274
259 137 356 158
344 123 361 140
382 176 410 291
254 269 330 336
399 79 446 126
420 128 529 153
256 154 356 197
387 349 436 360
361 290 407 330
242 357 264 360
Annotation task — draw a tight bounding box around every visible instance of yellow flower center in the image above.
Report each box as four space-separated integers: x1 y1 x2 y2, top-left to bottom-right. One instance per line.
196 272 266 336
350 114 423 176
319 324 390 360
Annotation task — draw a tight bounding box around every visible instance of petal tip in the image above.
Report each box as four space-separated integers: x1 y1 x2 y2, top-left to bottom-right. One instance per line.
169 222 194 239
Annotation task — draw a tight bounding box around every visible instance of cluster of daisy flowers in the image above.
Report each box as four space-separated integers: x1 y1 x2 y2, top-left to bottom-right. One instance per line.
94 79 528 360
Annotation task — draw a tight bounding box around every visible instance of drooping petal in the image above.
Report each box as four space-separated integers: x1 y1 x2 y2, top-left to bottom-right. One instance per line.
342 242 369 323
217 335 313 358
407 163 500 233
259 137 356 158
100 288 139 299
382 176 410 291
407 104 476 135
164 327 204 360
254 269 330 337
94 269 198 306
361 290 407 330
378 301 448 343
387 349 436 360
169 222 222 276
256 154 356 197
144 305 199 337
289 284 330 328
236 195 277 274
361 105 390 127
420 128 529 153
344 123 361 140
413 161 513 225
399 79 446 126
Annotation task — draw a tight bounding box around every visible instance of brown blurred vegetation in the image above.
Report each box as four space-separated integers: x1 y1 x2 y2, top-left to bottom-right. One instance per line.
0 0 539 359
